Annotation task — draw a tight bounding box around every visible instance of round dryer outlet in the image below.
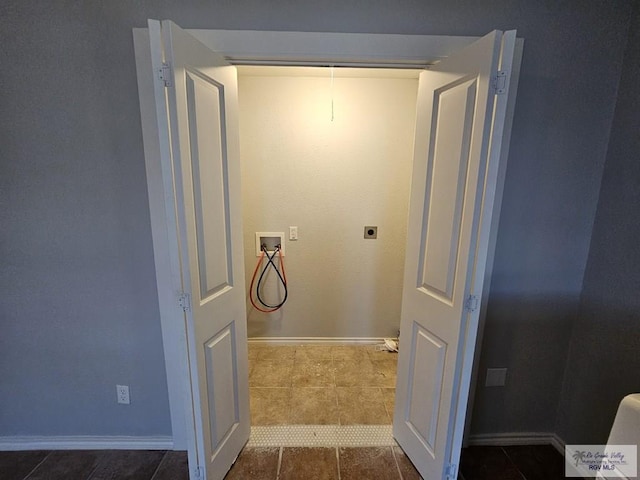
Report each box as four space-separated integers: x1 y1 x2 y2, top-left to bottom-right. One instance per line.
364 226 378 239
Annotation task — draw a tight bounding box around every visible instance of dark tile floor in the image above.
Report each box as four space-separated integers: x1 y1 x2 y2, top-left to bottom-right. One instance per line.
0 444 572 479
460 445 573 480
0 447 415 480
226 446 419 480
0 450 188 480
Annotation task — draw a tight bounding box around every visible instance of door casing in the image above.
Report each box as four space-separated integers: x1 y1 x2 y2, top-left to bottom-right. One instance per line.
133 25 522 464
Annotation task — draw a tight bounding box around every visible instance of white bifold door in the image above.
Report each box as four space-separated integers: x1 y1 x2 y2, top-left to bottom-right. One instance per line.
148 20 250 480
393 30 517 480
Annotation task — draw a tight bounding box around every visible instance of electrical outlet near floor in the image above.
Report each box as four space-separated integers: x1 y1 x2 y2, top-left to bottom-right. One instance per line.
485 368 507 387
116 384 130 404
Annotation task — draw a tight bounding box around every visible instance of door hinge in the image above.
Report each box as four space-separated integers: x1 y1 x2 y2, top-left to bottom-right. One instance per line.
445 463 458 479
465 294 479 313
158 62 173 87
492 70 507 95
178 292 191 312
194 465 204 480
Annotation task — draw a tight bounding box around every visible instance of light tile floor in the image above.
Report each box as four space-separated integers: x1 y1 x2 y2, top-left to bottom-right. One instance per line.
248 344 398 426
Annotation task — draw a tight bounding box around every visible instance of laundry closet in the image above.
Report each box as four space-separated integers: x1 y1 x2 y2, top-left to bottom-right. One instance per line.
237 66 420 339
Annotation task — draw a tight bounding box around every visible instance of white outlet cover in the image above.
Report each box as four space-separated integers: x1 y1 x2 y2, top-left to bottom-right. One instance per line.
485 368 507 387
116 384 130 404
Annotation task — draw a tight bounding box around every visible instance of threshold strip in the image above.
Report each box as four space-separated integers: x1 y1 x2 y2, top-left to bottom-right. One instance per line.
247 425 396 447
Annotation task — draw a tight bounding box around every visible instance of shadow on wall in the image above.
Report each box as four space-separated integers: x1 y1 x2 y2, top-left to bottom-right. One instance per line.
556 299 640 444
470 292 578 435
471 292 640 444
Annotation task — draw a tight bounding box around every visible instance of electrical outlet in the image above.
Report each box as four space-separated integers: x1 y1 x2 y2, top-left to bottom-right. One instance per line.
116 385 130 404
289 226 298 241
364 226 378 239
485 368 507 387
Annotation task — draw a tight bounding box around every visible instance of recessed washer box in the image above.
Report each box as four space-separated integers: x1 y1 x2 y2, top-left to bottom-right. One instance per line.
255 232 285 256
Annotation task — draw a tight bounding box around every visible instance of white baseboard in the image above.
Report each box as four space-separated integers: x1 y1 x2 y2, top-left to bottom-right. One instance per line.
0 436 174 451
467 432 566 454
248 337 387 345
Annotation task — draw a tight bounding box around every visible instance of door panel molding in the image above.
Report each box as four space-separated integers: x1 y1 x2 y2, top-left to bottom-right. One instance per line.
418 77 478 304
405 323 447 455
204 324 239 452
185 69 234 300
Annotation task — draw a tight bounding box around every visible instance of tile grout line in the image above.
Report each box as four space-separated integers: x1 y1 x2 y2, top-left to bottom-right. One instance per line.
286 354 293 423
380 386 392 423
84 461 101 480
85 450 111 480
331 351 342 426
275 446 283 480
500 446 527 480
390 445 405 480
23 451 53 480
149 450 168 480
289 346 295 425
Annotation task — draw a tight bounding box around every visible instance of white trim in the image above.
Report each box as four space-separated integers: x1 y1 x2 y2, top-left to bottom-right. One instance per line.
187 30 480 68
0 436 174 451
133 26 191 451
248 337 388 345
468 432 566 454
237 65 422 79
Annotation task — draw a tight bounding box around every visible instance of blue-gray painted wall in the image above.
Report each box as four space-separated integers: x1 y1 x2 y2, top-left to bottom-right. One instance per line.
0 1 634 439
555 0 640 444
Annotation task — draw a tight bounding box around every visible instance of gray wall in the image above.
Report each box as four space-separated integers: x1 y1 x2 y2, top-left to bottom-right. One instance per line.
0 4 172 436
0 0 632 438
466 4 633 434
555 0 640 445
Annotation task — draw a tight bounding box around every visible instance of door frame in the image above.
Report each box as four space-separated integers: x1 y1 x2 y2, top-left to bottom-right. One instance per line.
133 26 522 458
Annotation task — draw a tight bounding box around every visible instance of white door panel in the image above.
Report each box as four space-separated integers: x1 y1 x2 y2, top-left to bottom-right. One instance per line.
394 30 516 480
151 20 250 480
